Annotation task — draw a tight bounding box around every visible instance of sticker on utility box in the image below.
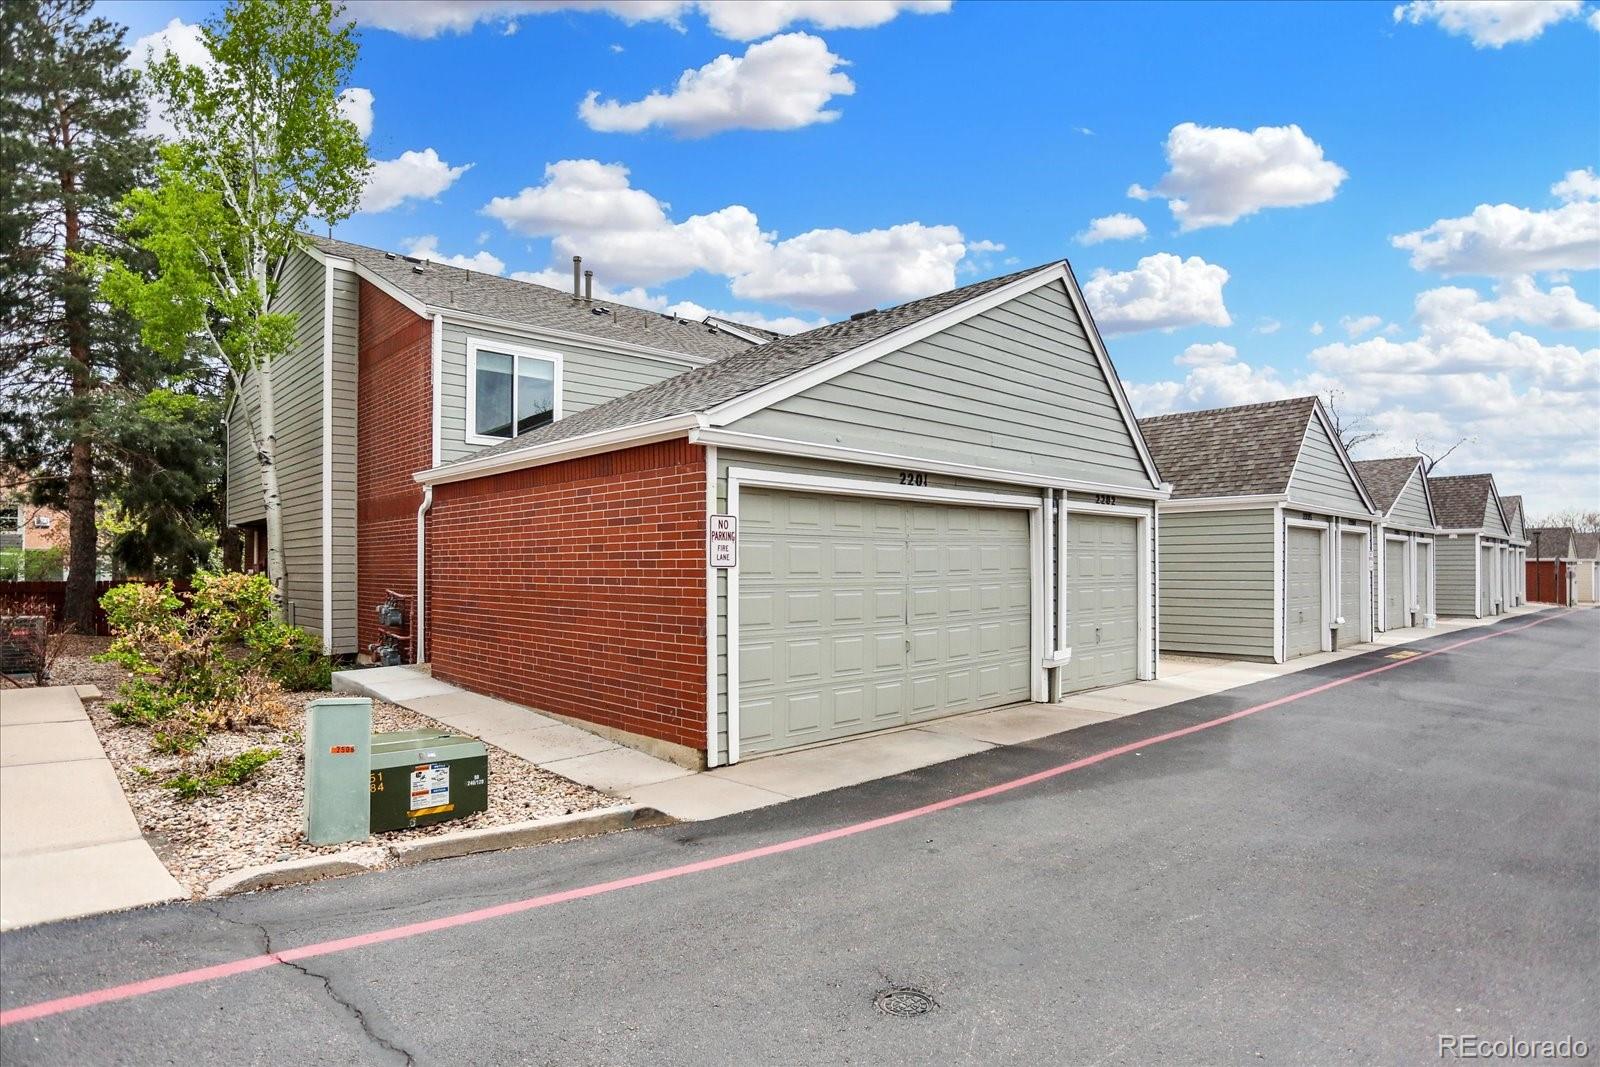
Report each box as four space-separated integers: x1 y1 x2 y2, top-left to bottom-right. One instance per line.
409 762 452 815
708 513 737 568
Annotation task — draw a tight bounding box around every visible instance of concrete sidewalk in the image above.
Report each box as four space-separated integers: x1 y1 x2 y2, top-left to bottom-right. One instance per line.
335 605 1556 824
0 687 185 931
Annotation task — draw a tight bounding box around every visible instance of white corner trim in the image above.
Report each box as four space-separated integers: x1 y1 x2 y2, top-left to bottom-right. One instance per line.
1272 503 1286 663
415 414 704 486
704 444 719 770
462 336 566 448
321 263 335 653
430 314 443 468
691 428 1171 500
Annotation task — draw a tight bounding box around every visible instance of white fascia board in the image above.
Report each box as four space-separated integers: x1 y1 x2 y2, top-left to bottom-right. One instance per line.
415 414 705 486
1057 260 1167 492
330 257 430 318
430 307 715 368
706 265 1053 414
1307 398 1381 515
1157 493 1288 513
703 318 770 346
691 429 1170 500
1413 465 1441 528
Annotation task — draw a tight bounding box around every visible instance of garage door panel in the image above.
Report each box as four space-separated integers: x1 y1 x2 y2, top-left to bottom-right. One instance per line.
1063 514 1140 692
1385 540 1407 630
1286 527 1324 658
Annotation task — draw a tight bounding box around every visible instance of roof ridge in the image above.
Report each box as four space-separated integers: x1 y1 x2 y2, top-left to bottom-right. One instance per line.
1137 394 1317 424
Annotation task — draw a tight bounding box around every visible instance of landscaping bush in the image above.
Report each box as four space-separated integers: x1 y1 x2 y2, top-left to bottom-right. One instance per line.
98 571 330 747
163 747 280 800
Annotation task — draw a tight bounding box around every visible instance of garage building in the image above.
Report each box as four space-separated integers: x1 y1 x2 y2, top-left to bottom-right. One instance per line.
1525 526 1578 605
418 260 1168 766
1139 397 1379 663
1353 457 1439 633
1575 532 1599 603
1500 494 1529 607
1427 473 1513 618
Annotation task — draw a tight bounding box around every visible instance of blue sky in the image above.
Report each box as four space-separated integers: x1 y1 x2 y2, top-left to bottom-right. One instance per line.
104 0 1599 514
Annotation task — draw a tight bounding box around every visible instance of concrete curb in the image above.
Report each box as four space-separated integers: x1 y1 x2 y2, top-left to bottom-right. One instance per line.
386 805 671 866
206 845 387 897
204 805 671 896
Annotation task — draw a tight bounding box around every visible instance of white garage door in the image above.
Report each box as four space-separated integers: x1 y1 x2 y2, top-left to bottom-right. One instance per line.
1286 527 1324 659
1063 513 1139 692
1384 539 1409 630
737 489 1032 757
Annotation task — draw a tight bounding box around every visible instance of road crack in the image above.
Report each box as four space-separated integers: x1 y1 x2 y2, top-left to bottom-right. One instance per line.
200 903 417 1065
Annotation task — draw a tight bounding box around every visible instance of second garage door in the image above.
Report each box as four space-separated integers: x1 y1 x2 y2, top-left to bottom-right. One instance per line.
1384 539 1409 630
1286 526 1324 659
737 489 1032 757
1063 513 1139 692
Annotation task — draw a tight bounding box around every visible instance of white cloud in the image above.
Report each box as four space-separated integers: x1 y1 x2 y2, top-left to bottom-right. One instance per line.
1125 295 1600 513
1130 122 1347 230
361 149 473 213
1392 1 1583 47
1255 318 1282 335
664 300 827 335
1309 321 1325 336
344 0 950 40
1340 313 1384 338
579 33 853 137
1390 170 1600 274
337 87 374 139
1075 213 1148 245
1552 166 1600 203
402 235 505 274
1174 341 1238 366
1590 8 1600 31
483 159 975 313
127 18 211 138
1414 275 1600 331
1080 253 1231 335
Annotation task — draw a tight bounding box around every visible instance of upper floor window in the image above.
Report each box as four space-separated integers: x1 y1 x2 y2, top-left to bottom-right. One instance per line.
0 506 19 533
467 339 563 444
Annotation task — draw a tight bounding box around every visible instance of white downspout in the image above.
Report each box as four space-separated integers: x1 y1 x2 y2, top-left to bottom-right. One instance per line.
415 485 432 663
417 311 442 664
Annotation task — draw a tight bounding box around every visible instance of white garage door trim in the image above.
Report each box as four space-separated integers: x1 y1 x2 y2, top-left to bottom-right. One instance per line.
1336 525 1371 645
725 466 1045 764
1383 532 1411 632
1056 500 1154 684
1282 516 1333 660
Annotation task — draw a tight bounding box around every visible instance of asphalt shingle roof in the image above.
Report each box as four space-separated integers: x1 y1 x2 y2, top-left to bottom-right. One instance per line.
1426 473 1501 531
307 235 757 362
436 260 1061 470
1575 531 1600 559
1137 397 1318 499
1353 456 1424 514
1500 494 1524 531
1525 526 1577 558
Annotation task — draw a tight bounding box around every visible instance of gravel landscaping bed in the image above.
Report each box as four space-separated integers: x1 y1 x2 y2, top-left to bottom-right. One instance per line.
42 637 612 895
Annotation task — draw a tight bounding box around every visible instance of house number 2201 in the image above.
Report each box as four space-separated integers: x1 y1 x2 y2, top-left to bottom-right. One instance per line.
899 471 929 487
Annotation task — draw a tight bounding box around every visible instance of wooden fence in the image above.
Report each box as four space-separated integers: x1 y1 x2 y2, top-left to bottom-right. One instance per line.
0 580 193 637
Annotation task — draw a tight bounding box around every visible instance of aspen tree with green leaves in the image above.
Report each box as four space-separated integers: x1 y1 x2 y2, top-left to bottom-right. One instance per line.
100 0 370 603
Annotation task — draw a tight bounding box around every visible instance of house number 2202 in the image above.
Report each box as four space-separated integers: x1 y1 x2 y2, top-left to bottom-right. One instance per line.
899 471 928 487
1093 494 1118 506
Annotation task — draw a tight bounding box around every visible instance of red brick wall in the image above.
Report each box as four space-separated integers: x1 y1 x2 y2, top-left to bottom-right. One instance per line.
427 440 708 755
357 280 432 656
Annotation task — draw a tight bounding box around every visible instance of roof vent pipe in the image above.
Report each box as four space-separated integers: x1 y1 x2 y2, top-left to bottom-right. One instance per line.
584 269 593 305
572 255 582 303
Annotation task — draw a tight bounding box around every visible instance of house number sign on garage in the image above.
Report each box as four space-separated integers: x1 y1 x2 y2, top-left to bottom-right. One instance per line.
708 514 737 568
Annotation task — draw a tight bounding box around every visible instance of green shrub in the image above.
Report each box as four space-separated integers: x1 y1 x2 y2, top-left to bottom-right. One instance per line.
163 747 279 800
248 621 333 691
106 677 186 725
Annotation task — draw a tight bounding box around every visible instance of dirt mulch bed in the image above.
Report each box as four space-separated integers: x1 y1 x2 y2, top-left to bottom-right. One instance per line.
42 637 612 896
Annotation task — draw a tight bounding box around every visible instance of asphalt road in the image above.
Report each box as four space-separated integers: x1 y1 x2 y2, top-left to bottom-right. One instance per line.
2 609 1596 1065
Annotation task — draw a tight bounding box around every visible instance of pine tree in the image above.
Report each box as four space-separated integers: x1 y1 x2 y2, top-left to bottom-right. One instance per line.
0 0 156 628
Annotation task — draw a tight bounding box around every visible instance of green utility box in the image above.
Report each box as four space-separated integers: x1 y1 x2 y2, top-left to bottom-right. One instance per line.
369 729 488 832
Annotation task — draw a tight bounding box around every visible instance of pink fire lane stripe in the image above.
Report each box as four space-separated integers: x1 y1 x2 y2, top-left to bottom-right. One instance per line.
0 609 1575 1029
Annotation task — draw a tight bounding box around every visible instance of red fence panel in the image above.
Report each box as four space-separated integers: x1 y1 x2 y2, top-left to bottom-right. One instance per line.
0 580 193 636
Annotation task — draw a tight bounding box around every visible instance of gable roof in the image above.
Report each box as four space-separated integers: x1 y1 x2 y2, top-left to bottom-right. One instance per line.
305 234 757 362
1575 531 1600 559
1427 473 1508 532
428 260 1070 468
1526 526 1577 558
1500 494 1526 537
1354 456 1428 516
1138 397 1319 499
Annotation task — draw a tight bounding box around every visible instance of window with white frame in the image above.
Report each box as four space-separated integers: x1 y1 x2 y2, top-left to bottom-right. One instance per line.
468 340 561 442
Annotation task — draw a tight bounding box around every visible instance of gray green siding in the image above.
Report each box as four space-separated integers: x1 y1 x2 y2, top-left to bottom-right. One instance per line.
1481 493 1511 539
725 281 1155 491
328 268 359 653
1156 508 1277 659
1288 417 1368 514
1386 468 1434 531
437 318 705 465
1435 534 1479 617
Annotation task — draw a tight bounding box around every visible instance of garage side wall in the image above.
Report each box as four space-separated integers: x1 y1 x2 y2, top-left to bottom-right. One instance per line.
1157 508 1277 659
356 280 432 657
1434 535 1478 617
428 440 708 759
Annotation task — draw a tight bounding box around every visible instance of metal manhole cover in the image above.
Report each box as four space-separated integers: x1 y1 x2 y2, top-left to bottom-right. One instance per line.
874 987 934 1017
